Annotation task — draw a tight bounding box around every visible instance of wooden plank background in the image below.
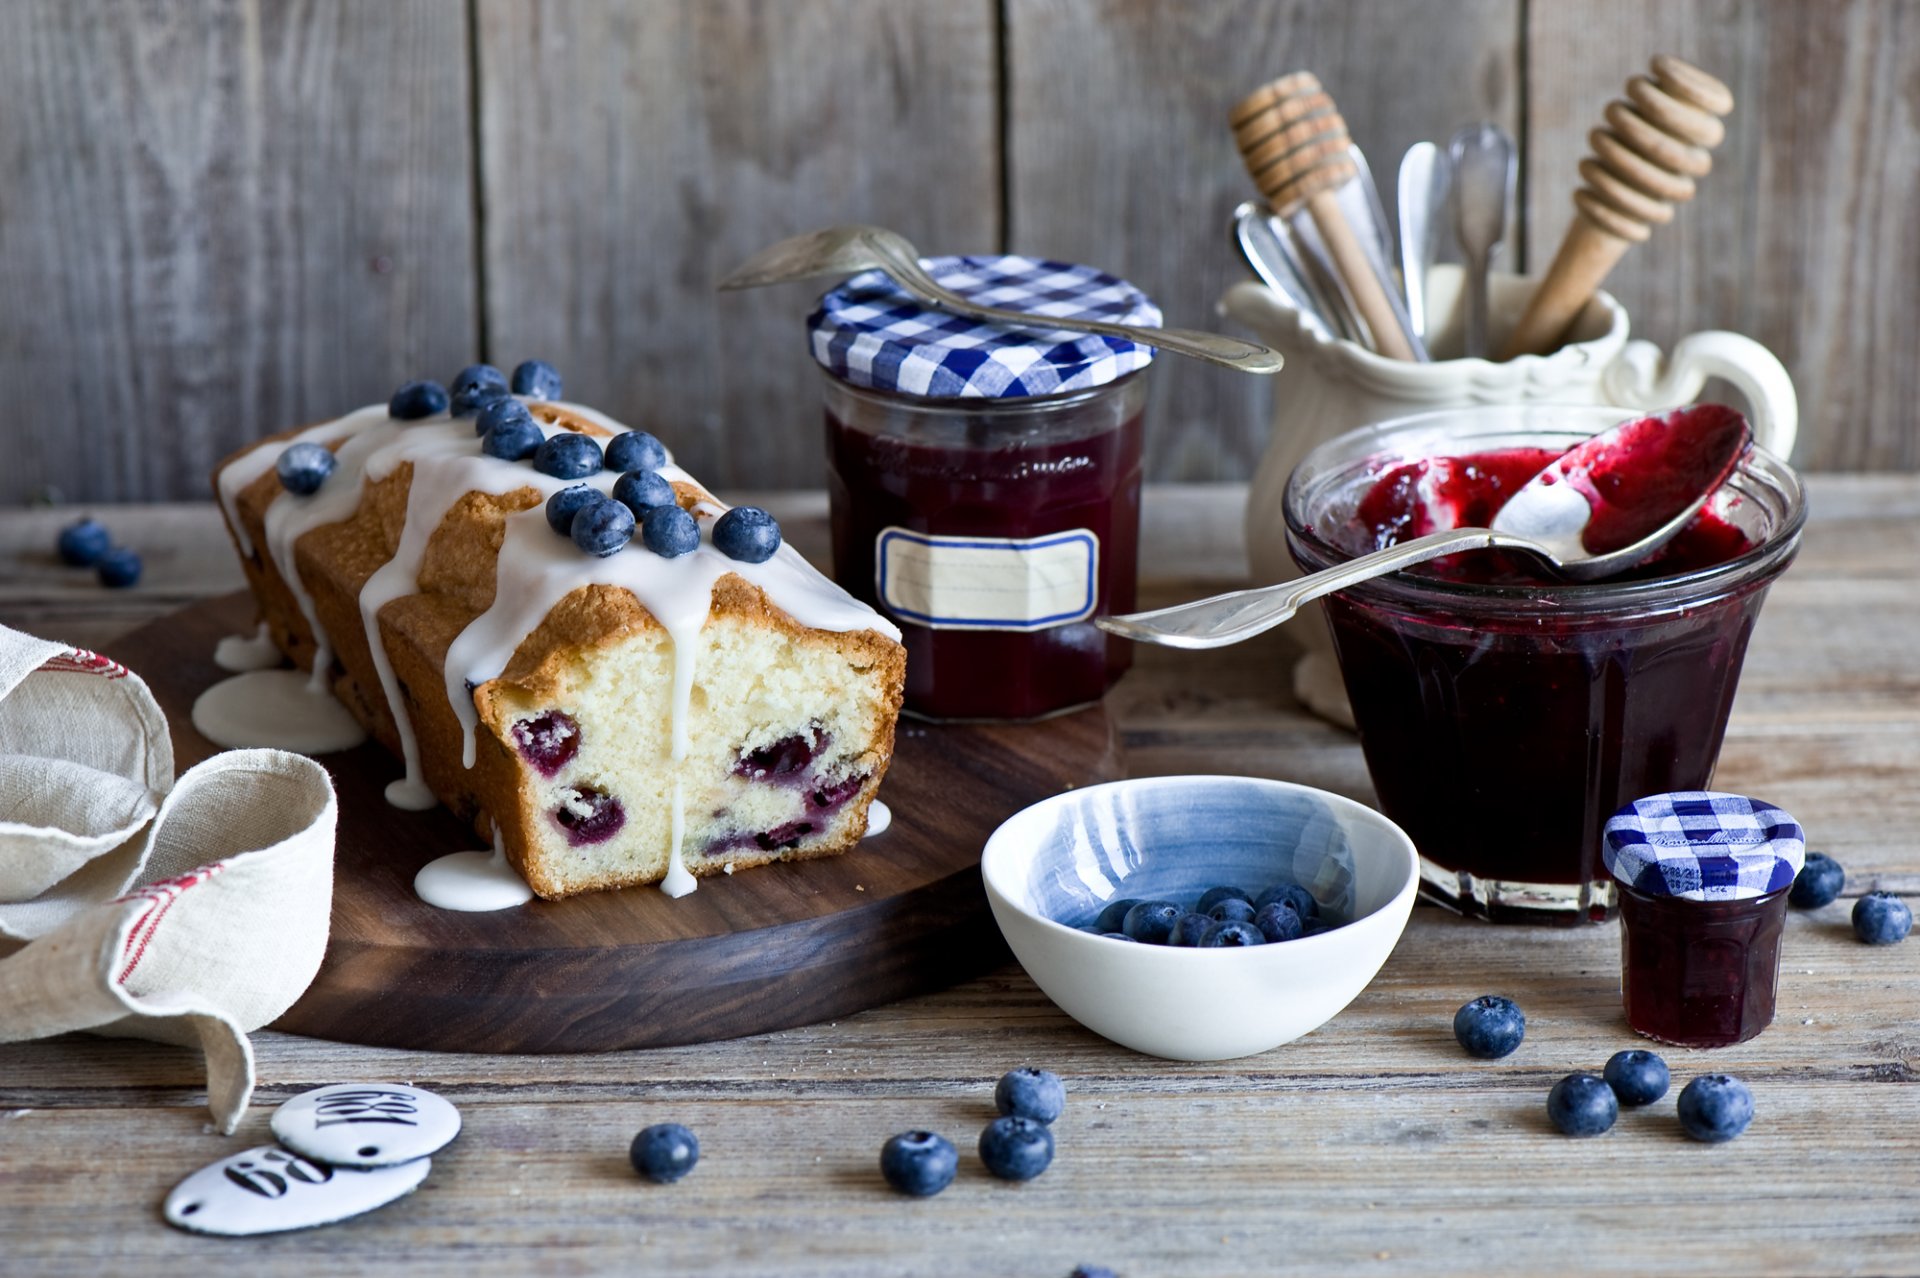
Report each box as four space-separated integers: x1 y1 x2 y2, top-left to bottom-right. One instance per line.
2 0 1914 504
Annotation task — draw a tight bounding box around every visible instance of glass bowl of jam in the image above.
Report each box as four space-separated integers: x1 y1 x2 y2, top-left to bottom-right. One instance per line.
1283 404 1806 924
1602 792 1805 1046
813 255 1157 721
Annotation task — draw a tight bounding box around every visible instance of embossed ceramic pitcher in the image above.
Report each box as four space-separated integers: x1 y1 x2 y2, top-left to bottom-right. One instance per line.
1224 265 1799 726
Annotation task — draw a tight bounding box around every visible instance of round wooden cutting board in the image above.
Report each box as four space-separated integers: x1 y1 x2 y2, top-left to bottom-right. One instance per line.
121 593 1125 1053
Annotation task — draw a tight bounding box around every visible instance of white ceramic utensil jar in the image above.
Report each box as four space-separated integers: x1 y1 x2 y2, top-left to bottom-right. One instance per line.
1224 264 1799 726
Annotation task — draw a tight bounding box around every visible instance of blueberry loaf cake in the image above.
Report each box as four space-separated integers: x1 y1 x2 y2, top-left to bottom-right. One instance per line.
214 361 905 899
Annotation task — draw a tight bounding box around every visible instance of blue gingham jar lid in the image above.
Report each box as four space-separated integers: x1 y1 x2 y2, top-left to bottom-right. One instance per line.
1602 791 1806 902
808 255 1161 399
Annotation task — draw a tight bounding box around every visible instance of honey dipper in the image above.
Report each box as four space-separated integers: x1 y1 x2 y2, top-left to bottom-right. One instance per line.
1231 72 1417 361
1500 55 1734 360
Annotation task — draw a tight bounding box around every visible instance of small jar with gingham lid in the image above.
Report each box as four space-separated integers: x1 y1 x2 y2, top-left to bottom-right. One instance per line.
1602 791 1805 1047
810 255 1160 720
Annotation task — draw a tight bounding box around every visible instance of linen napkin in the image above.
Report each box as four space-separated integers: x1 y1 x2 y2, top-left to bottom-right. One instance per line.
0 624 336 1132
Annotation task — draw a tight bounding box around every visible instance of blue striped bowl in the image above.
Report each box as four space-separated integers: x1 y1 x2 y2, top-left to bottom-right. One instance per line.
981 775 1419 1059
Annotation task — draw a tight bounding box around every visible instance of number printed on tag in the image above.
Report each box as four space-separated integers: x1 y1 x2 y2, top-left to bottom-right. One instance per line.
163 1146 430 1236
876 527 1100 631
270 1083 462 1168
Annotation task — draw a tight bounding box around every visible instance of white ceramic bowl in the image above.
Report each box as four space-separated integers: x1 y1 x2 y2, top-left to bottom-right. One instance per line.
981 775 1419 1060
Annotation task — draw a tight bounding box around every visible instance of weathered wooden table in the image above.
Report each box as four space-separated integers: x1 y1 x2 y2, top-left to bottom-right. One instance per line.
3 482 1917 1277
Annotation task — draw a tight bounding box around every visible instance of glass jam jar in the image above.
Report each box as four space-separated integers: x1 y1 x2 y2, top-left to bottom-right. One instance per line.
1283 405 1805 924
812 256 1157 721
1602 792 1805 1047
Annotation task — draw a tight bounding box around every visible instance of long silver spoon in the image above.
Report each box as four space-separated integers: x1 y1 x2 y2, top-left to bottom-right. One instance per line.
1097 407 1751 650
719 224 1284 375
1395 141 1449 341
1448 123 1516 359
1232 201 1339 342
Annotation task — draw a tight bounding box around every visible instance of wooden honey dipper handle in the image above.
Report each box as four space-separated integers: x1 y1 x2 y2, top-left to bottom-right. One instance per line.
1501 55 1734 360
1230 73 1415 361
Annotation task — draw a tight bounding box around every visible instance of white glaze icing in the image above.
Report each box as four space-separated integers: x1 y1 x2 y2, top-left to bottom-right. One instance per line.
191 670 368 754
215 395 899 895
413 828 534 912
865 799 892 837
662 777 695 898
213 622 282 673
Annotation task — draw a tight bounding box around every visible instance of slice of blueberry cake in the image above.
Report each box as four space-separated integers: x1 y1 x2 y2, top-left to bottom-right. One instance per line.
215 360 905 899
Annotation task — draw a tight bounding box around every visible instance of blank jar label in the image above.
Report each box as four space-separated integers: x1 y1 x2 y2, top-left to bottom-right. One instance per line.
876 527 1100 631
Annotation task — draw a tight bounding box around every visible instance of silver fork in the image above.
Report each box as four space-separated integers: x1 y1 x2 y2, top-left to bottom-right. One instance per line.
719 224 1284 375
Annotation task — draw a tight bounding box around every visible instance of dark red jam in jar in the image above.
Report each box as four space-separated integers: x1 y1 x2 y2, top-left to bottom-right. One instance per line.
811 256 1157 720
1284 406 1806 923
1603 792 1804 1047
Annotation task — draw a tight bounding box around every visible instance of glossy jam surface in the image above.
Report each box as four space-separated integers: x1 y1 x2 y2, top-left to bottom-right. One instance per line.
1302 419 1784 922
826 380 1143 720
1348 436 1756 586
1618 885 1788 1047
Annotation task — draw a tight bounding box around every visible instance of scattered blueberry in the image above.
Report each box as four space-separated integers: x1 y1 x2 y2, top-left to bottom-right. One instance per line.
1206 897 1257 925
1453 995 1526 1059
629 1123 699 1183
1852 892 1912 945
1547 1073 1619 1137
482 416 544 462
96 547 142 589
641 503 700 558
1789 851 1846 909
276 442 337 495
1093 898 1142 933
1677 1074 1755 1143
476 395 535 439
571 498 635 557
56 517 112 566
1252 900 1302 943
606 430 668 474
546 485 603 537
510 358 563 400
613 468 677 519
1603 1049 1670 1106
1199 920 1265 947
1197 885 1252 914
994 1068 1065 1125
880 1130 958 1197
1168 912 1215 947
389 378 449 419
978 1115 1054 1181
449 364 509 417
712 506 783 563
1070 1268 1118 1278
533 431 604 479
1120 900 1182 944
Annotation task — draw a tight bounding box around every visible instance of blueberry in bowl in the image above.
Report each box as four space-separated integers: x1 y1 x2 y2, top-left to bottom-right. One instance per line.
980 775 1419 1061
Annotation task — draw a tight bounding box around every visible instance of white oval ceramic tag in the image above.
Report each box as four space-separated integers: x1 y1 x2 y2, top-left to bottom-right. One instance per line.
163 1145 429 1236
269 1083 462 1168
